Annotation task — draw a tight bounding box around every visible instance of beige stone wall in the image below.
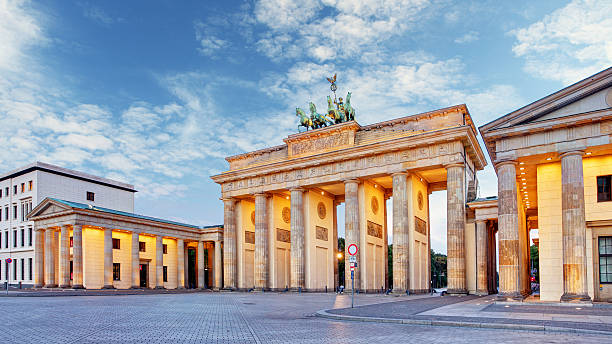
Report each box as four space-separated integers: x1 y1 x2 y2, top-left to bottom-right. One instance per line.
465 220 476 293
592 226 612 300
410 176 429 291
163 238 178 289
237 200 255 289
111 231 131 289
538 160 601 301
359 182 385 291
304 190 334 290
269 195 290 290
83 227 104 289
139 235 157 288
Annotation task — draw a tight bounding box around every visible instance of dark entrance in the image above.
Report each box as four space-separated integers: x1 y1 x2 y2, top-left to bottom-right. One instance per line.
188 248 196 288
140 263 148 288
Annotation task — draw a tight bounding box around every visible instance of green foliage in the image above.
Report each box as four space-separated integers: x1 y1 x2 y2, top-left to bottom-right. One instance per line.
338 238 345 286
530 245 539 282
431 250 447 288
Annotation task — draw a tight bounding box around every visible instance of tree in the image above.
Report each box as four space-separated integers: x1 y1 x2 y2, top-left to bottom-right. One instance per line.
388 244 393 289
430 250 447 288
338 237 345 286
530 245 539 282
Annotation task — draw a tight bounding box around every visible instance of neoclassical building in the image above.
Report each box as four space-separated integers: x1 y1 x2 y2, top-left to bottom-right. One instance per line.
481 66 612 302
28 198 223 290
211 104 497 294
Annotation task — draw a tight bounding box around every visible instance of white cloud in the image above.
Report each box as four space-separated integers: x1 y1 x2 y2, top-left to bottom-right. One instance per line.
81 4 117 25
0 0 44 71
510 0 612 84
194 21 229 56
454 31 479 44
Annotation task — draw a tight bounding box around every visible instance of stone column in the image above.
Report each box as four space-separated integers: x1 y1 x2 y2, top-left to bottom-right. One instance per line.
72 225 84 289
44 228 57 288
59 225 71 288
177 239 185 289
560 151 591 301
290 187 305 290
254 193 269 290
223 198 237 289
155 236 164 289
344 180 360 291
497 161 523 300
197 241 205 288
214 240 223 289
33 227 45 288
392 173 409 293
383 194 389 291
333 201 339 290
476 220 488 295
102 228 114 289
131 232 140 288
446 163 466 294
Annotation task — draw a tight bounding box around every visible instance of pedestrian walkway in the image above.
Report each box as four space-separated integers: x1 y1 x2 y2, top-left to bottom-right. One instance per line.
319 294 612 335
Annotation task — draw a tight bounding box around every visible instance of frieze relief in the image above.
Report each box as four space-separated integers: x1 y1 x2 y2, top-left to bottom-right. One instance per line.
276 228 291 243
221 142 459 194
367 220 383 239
316 226 329 241
290 131 350 156
415 217 427 235
245 231 255 244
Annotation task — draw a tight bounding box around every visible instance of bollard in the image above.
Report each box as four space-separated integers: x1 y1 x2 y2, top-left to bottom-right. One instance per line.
325 285 327 293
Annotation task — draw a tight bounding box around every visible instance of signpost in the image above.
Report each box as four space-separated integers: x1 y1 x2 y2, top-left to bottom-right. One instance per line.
347 244 358 308
6 258 12 295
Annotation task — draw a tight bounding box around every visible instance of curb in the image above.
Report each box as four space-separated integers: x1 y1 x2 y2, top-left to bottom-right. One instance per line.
315 309 612 336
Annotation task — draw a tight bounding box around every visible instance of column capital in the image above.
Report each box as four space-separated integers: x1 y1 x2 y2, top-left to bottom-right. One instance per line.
253 192 270 198
494 159 517 169
289 187 305 192
475 219 487 225
343 179 359 185
559 150 584 159
444 162 465 169
390 172 409 177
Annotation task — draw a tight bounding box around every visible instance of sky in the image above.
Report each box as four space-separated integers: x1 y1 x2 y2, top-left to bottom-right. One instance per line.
1 0 611 254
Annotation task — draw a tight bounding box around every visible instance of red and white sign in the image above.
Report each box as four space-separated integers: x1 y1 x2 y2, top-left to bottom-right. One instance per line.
6 258 12 264
347 244 358 256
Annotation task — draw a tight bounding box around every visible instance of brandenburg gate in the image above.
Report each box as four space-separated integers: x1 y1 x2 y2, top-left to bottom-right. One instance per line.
212 98 487 293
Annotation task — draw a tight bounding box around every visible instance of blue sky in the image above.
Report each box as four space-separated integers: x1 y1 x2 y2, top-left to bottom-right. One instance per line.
1 0 611 253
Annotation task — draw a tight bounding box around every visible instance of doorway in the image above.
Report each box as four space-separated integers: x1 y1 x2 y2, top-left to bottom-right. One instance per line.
139 263 148 288
188 248 196 288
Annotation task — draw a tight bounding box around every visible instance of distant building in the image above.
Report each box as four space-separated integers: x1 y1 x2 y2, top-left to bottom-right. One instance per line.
0 162 135 287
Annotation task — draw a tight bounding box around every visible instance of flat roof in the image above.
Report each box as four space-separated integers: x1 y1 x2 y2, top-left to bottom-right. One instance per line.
0 162 137 192
50 198 222 230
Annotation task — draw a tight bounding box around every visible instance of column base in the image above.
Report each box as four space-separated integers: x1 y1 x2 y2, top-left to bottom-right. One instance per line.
154 286 165 290
102 285 115 289
44 284 58 288
59 284 72 288
475 290 489 296
392 288 409 295
496 291 527 301
72 285 85 289
33 284 44 289
560 293 592 302
130 286 141 289
176 286 186 290
447 288 468 295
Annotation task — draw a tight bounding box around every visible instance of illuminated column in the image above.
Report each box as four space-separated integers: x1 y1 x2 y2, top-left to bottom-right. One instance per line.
476 220 488 295
333 201 339 290
223 198 237 289
59 225 70 288
446 163 466 294
560 151 591 301
155 236 164 289
33 227 45 288
254 193 269 290
198 241 205 288
131 232 140 288
344 180 360 291
392 172 409 293
44 228 57 288
177 239 185 289
102 228 114 289
214 240 222 289
72 225 84 289
290 188 305 290
496 160 523 300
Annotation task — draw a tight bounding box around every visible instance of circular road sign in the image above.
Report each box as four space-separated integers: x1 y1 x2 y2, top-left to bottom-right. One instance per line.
6 258 12 264
347 244 358 256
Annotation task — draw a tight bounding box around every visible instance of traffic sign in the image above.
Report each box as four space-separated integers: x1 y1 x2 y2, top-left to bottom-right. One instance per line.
6 258 12 264
348 256 357 263
347 244 358 256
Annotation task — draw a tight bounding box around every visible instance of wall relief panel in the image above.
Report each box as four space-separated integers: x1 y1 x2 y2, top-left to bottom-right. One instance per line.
316 226 328 241
415 216 427 235
367 220 383 239
245 231 255 244
276 228 290 243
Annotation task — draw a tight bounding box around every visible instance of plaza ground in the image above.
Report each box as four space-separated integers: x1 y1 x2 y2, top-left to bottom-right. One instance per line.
1 292 611 343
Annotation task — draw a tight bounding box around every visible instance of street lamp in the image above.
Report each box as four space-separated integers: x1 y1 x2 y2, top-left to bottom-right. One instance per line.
337 252 343 259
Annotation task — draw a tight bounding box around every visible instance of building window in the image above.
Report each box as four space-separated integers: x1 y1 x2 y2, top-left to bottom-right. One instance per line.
0 188 2 198
163 244 168 254
20 183 24 193
86 192 95 202
13 259 17 280
0 208 2 221
4 231 7 248
4 187 8 197
13 230 17 248
28 180 33 191
163 266 168 282
28 228 32 246
112 238 120 250
13 204 17 219
4 206 8 221
70 236 73 248
28 258 32 280
139 241 146 252
600 237 612 283
4 260 7 280
598 176 612 202
70 261 73 280
13 185 17 195
113 263 120 281
20 228 24 247
20 259 24 280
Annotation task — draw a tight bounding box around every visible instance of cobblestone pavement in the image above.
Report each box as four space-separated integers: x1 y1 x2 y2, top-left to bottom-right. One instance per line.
0 292 610 343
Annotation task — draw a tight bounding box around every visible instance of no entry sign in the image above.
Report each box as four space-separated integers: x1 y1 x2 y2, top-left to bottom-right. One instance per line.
347 244 358 256
6 258 12 264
